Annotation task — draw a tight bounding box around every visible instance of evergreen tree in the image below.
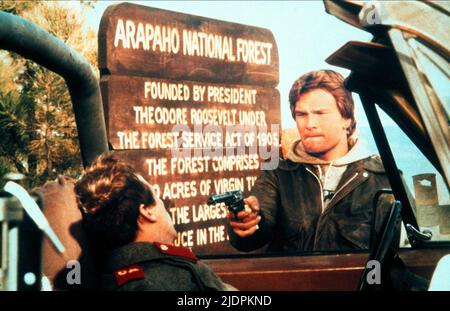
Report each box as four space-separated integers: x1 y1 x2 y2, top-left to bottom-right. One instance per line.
0 1 98 189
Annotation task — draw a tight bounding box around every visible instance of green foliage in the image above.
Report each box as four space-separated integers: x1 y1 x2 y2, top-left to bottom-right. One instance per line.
0 0 42 15
0 1 98 189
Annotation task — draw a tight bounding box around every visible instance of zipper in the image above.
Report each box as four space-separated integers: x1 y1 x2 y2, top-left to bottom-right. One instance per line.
326 173 359 208
305 167 324 214
308 169 364 250
306 167 325 250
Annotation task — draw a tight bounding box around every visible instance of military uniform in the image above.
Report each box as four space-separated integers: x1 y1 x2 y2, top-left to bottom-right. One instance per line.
101 242 231 291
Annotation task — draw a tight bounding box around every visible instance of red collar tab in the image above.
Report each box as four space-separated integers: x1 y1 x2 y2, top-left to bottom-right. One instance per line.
113 264 145 286
153 242 199 261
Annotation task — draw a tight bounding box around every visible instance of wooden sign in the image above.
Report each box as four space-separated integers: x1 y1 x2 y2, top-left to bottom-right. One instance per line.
100 75 280 150
113 149 269 254
99 3 280 255
99 2 279 86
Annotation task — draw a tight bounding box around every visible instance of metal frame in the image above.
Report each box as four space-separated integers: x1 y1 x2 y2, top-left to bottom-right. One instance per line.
388 28 450 187
358 94 420 238
324 0 449 245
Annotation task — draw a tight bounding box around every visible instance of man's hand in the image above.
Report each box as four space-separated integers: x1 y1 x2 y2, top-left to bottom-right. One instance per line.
227 195 261 238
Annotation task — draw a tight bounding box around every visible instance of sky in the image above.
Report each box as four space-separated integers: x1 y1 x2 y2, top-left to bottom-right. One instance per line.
81 0 377 129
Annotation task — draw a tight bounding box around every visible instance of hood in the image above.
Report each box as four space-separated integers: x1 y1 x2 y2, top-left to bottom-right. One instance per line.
286 135 373 166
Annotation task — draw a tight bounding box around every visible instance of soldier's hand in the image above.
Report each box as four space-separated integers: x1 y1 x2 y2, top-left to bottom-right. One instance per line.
227 195 261 238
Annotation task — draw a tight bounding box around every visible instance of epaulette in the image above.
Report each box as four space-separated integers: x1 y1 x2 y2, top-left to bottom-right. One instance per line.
153 242 199 261
113 264 145 286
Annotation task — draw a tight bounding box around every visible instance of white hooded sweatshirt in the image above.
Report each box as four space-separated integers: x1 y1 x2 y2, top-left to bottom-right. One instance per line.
286 137 374 208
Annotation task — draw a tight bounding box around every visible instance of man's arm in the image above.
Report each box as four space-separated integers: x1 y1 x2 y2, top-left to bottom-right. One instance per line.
227 169 280 251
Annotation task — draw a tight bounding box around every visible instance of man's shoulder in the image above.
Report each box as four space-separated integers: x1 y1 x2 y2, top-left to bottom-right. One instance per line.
277 158 302 171
103 261 199 290
108 242 199 268
361 155 386 174
103 242 229 290
107 255 226 291
276 155 386 173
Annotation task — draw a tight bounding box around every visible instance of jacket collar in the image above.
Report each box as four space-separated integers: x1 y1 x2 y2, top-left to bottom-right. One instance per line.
298 156 385 210
279 155 385 174
286 137 373 166
107 242 198 271
107 242 166 271
324 157 385 209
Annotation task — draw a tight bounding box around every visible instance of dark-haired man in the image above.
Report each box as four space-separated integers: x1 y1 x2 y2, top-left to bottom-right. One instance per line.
75 154 232 290
227 70 395 252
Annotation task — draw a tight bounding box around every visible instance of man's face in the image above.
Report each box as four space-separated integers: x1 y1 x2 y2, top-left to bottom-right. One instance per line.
152 193 177 239
137 175 177 241
294 88 350 160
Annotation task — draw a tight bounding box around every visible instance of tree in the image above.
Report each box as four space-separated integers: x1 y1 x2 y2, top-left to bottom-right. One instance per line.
0 1 98 189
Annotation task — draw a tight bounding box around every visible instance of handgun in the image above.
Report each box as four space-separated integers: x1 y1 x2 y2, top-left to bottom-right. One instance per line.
207 190 244 218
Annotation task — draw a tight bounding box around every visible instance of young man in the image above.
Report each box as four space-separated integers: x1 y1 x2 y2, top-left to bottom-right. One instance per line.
75 153 232 290
227 70 394 252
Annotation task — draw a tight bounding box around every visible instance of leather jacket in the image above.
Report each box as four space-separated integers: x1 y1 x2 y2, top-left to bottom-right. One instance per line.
229 156 394 253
